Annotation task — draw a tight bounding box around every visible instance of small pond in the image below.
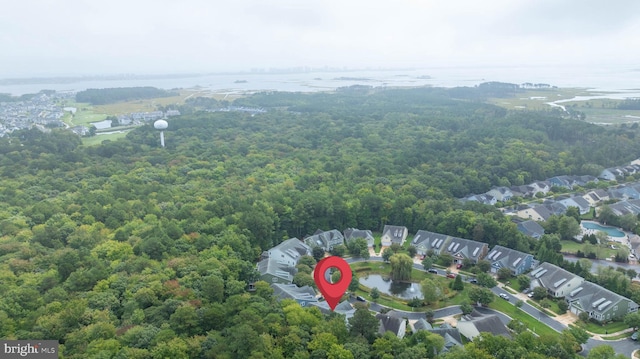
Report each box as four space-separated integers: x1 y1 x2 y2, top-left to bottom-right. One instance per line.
359 274 423 299
581 221 625 238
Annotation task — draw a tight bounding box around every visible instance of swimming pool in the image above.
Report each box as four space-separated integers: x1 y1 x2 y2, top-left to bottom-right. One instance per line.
581 221 625 237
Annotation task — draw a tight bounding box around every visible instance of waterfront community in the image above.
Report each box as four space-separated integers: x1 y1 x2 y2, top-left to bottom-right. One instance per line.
4 83 640 358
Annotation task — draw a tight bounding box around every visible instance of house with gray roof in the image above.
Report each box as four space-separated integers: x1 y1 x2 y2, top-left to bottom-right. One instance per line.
257 257 298 284
558 196 591 215
547 175 575 189
600 168 624 181
515 204 553 221
609 199 640 216
485 187 513 202
271 283 317 307
566 281 638 323
487 245 534 276
442 236 488 264
509 185 531 198
258 238 312 284
529 262 584 298
465 194 497 205
381 225 408 246
412 230 450 256
516 220 545 239
457 311 510 340
411 318 432 331
304 229 344 252
429 325 463 352
411 320 462 352
343 228 375 248
310 300 356 320
376 313 406 338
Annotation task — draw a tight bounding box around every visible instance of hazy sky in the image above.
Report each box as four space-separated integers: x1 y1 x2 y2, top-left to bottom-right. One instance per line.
2 0 639 77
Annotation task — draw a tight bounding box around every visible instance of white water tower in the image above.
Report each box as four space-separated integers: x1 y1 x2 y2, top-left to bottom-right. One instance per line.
154 119 168 147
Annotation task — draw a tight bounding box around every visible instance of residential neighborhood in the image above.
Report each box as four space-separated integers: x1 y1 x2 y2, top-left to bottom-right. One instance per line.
0 90 181 138
0 92 71 136
464 161 640 221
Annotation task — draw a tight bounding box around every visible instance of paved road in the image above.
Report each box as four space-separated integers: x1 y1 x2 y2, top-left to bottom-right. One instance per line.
490 286 567 332
346 255 635 356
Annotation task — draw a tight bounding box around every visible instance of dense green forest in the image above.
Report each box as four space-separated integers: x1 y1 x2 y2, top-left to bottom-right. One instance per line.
75 87 179 105
1 87 638 358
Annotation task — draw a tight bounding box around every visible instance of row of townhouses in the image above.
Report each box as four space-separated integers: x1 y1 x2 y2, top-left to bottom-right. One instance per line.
258 226 639 324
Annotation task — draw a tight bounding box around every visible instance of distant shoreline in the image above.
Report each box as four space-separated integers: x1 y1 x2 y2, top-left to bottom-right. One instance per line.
1 65 639 97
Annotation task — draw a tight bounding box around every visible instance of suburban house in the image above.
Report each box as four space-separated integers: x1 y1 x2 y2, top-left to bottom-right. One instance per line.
304 229 345 252
600 164 640 181
566 281 639 323
412 230 450 256
509 185 536 198
412 230 488 263
310 301 356 321
515 220 545 239
442 236 488 264
411 320 462 352
271 283 317 307
343 228 375 248
547 175 573 189
411 318 432 331
485 187 513 202
543 201 569 216
257 238 312 284
486 245 534 276
376 313 406 338
529 262 584 298
600 168 625 181
381 225 408 247
464 194 497 206
609 199 640 216
457 311 510 340
557 196 591 215
609 184 640 200
514 204 552 221
427 323 463 352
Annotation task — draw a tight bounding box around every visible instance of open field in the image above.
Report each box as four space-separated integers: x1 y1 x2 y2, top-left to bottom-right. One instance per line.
83 131 130 146
489 88 640 125
56 89 216 145
488 88 593 111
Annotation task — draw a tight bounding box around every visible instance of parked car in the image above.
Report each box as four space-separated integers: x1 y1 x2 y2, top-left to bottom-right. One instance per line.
632 331 638 341
469 278 478 284
499 293 509 300
528 292 534 298
356 296 367 302
427 269 438 274
522 288 531 294
456 263 463 269
446 273 456 279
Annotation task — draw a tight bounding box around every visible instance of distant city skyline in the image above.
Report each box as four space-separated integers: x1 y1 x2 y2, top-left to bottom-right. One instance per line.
2 0 640 78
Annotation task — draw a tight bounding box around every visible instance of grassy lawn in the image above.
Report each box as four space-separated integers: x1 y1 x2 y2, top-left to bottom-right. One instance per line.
560 240 616 259
488 299 557 337
572 320 629 334
82 131 130 146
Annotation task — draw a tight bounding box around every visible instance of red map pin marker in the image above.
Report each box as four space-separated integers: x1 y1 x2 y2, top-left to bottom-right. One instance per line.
314 256 352 311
